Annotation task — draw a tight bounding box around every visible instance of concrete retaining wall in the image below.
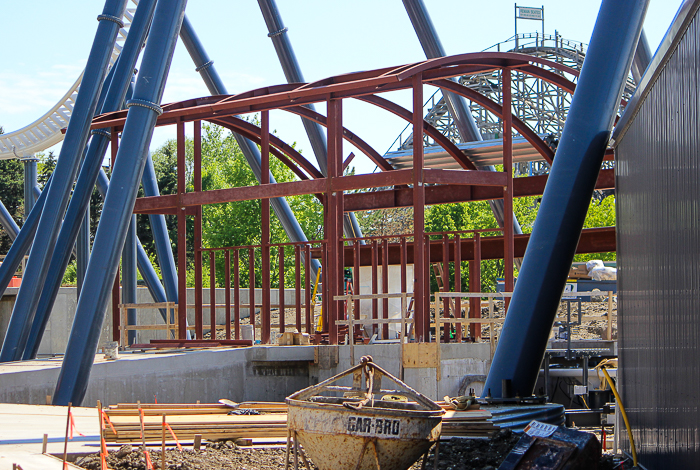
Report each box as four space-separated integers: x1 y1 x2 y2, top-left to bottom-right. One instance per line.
0 343 491 405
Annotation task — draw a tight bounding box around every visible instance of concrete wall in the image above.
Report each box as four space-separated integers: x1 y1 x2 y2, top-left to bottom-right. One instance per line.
0 287 308 355
0 343 491 405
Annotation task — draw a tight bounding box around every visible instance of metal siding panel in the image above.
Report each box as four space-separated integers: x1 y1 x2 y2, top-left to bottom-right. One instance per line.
617 11 700 467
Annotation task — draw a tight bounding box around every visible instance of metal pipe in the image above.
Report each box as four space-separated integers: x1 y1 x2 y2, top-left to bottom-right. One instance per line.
22 0 160 360
257 0 364 241
53 0 189 406
401 0 524 255
76 211 90 295
179 17 321 275
0 0 129 363
631 29 652 84
484 0 649 398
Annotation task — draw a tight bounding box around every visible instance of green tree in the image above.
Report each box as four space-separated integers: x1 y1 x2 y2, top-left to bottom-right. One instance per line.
0 126 24 255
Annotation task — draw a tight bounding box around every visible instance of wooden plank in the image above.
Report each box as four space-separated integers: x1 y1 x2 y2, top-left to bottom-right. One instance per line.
402 343 438 368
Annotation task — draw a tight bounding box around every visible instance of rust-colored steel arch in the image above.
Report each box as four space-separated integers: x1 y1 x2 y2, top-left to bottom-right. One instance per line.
429 79 555 164
211 115 323 179
210 117 315 183
283 106 395 172
357 94 478 171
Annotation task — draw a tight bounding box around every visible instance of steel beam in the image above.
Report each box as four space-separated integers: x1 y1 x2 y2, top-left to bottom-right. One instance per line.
484 0 648 398
22 157 38 220
0 0 129 363
54 0 188 405
0 198 19 241
22 0 160 360
631 29 652 84
123 216 137 345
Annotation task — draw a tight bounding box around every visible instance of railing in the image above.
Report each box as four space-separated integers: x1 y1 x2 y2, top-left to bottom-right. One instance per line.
196 239 326 343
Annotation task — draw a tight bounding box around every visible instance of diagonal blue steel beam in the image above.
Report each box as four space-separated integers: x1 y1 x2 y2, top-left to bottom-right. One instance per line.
179 16 320 274
0 0 129 363
21 0 160 360
257 0 364 242
484 0 649 398
54 0 189 406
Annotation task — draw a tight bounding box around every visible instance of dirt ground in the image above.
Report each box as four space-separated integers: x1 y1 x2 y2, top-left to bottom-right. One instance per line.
75 432 628 470
75 443 290 470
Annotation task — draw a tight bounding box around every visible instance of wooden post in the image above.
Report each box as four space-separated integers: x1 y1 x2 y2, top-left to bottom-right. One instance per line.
62 402 72 469
161 415 166 470
42 434 48 454
193 434 202 451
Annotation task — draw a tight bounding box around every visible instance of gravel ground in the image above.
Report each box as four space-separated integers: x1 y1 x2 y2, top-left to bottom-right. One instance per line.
409 429 520 470
75 443 291 470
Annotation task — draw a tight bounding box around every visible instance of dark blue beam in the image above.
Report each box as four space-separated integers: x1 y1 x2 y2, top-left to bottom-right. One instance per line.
483 0 649 398
0 0 129 363
53 0 189 406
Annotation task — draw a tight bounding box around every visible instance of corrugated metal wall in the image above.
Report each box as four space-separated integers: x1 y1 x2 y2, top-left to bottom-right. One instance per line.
616 5 700 467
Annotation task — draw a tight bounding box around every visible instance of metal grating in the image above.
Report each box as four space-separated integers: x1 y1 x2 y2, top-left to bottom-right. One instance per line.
614 1 700 467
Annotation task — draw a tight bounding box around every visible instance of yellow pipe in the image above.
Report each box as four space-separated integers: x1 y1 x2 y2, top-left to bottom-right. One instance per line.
602 367 638 467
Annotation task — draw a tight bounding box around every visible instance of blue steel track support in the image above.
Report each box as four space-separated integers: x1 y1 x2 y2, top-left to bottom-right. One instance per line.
632 29 652 83
21 0 161 360
257 0 364 241
179 17 320 273
0 0 129 363
123 215 137 345
402 0 524 247
0 180 51 301
54 0 188 406
22 157 38 220
0 199 20 241
483 0 649 398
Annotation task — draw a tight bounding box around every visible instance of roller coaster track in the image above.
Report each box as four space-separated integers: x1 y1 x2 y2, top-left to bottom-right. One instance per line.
0 2 138 160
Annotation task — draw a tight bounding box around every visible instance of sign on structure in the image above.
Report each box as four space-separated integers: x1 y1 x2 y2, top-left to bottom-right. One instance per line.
517 6 543 20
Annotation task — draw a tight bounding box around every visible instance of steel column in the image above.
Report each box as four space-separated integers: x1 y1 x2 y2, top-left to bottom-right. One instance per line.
53 0 189 405
194 120 203 340
631 29 652 83
412 73 427 341
177 119 188 340
0 0 129 363
261 110 271 344
484 0 649 398
22 157 37 220
503 69 514 311
22 0 160 360
123 215 137 345
0 198 20 243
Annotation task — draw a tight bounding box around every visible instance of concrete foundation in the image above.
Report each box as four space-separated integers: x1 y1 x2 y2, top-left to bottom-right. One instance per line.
0 342 491 405
0 287 308 355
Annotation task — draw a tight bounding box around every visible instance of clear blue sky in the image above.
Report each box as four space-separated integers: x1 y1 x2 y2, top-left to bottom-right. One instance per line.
0 1 679 174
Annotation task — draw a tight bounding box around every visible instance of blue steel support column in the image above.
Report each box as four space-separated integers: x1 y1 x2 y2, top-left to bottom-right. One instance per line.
0 0 128 363
401 0 524 250
483 0 649 398
76 212 90 295
0 199 20 241
257 0 363 241
54 0 188 406
21 0 160 360
0 180 51 300
631 29 652 84
141 155 179 321
179 17 320 274
22 156 38 220
123 215 137 345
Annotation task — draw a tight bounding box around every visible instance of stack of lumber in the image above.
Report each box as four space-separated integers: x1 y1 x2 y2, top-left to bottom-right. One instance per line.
103 402 287 443
439 407 499 438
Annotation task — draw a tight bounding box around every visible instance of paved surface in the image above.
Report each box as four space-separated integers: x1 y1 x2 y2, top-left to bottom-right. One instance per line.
0 403 99 469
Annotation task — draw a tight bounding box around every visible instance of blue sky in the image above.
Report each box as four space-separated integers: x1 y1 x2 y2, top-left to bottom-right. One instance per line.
0 1 680 174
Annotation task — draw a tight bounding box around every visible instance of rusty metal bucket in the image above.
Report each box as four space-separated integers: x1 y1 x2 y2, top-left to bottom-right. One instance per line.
286 356 444 470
